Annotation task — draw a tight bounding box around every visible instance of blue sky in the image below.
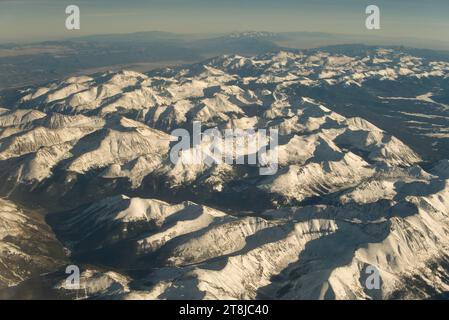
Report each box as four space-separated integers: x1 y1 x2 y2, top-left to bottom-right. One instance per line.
0 0 448 44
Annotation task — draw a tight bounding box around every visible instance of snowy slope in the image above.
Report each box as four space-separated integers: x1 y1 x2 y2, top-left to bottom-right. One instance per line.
0 198 66 289
43 166 449 299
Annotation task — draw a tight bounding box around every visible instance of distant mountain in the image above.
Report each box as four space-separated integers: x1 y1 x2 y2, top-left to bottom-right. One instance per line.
1 31 448 90
70 31 188 43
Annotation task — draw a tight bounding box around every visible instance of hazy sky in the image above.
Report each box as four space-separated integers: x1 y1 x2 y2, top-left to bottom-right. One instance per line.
0 0 448 44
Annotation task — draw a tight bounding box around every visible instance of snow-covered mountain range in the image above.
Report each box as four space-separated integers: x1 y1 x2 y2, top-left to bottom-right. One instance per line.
0 47 449 299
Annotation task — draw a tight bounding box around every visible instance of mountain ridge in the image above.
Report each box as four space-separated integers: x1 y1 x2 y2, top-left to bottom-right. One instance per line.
0 46 449 299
